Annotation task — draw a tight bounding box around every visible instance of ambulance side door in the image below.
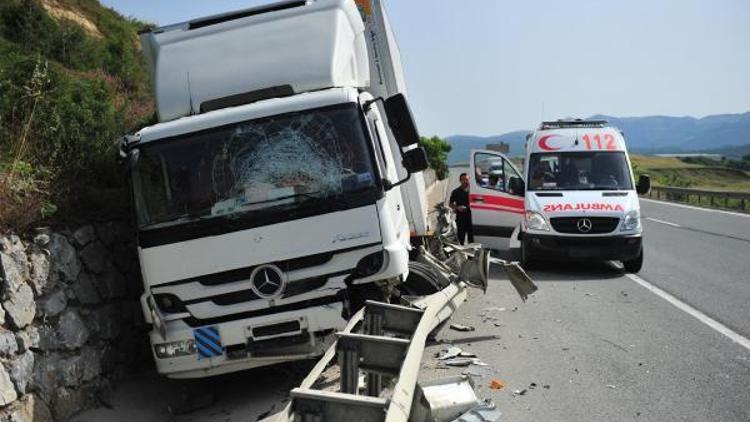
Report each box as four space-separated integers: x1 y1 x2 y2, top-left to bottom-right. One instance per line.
469 150 525 250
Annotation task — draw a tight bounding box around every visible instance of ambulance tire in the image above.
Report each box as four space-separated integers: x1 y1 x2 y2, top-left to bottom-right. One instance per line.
520 239 536 270
623 249 644 273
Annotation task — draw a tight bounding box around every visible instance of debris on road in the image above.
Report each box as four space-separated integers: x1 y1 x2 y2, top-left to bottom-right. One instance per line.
411 376 481 422
463 366 493 378
513 389 527 396
482 307 506 313
445 358 488 367
438 346 479 360
451 324 476 332
439 346 464 360
489 379 505 390
607 384 617 389
452 402 503 422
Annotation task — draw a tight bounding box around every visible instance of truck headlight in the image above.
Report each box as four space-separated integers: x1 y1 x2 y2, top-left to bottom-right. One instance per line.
154 339 197 359
525 211 550 231
621 210 641 231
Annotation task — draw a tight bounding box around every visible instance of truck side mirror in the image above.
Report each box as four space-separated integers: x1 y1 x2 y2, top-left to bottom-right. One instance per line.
402 147 429 173
636 174 651 195
384 94 420 147
509 177 525 196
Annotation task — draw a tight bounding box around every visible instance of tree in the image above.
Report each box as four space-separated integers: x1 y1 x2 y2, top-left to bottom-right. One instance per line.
742 154 750 162
419 136 452 180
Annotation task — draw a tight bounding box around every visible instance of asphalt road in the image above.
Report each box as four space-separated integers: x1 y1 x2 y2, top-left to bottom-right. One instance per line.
76 172 750 421
417 170 750 421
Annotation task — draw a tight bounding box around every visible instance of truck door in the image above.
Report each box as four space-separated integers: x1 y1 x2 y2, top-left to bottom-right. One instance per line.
468 150 525 250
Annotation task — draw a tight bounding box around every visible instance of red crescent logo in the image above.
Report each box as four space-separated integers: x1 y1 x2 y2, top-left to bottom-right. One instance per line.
538 134 561 151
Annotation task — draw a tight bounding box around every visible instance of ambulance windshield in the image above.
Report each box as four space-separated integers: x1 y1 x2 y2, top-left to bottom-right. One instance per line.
528 151 633 191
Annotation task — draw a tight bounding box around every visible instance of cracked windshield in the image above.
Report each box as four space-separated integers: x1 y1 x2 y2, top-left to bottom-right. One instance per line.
132 104 377 228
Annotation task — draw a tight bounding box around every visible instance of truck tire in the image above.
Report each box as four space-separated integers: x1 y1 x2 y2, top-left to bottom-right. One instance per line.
623 249 644 273
399 261 443 296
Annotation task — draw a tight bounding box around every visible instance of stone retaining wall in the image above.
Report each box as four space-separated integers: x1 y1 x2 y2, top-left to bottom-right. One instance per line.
0 224 147 420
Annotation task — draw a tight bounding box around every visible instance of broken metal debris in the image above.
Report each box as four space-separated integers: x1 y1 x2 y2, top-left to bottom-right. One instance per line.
450 324 476 332
444 358 488 367
452 402 503 422
438 346 463 360
512 389 527 396
411 376 481 422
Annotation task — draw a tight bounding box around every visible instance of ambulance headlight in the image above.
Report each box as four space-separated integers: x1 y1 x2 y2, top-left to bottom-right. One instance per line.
525 211 550 231
621 210 641 231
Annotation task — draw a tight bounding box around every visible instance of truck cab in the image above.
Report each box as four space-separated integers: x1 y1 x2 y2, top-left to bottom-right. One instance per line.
125 0 429 378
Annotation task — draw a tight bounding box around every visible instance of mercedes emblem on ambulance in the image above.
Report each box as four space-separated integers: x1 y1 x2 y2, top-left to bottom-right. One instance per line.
577 218 593 233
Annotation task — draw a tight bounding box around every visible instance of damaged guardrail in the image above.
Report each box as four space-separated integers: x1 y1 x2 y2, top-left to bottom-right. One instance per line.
263 205 537 422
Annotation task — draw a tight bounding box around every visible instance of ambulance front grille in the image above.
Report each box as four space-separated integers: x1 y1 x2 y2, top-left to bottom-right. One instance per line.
550 217 620 234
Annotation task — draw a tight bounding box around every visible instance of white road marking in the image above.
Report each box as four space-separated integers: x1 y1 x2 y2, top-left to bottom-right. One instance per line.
624 272 750 352
645 217 681 227
640 198 750 218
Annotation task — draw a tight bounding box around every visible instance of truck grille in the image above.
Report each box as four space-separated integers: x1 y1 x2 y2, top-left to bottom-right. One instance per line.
550 217 620 234
207 276 330 306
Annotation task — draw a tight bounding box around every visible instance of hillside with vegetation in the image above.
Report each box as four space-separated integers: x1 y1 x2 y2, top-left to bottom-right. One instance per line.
631 155 750 192
0 0 153 229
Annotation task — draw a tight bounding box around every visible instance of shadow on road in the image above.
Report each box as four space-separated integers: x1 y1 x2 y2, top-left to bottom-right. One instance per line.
75 360 315 422
525 261 625 282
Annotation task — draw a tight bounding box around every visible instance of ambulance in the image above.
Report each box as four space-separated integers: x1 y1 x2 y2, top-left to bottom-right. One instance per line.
469 120 650 272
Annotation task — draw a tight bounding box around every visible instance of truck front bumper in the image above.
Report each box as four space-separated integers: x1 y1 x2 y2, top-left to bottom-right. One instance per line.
149 301 344 379
523 233 642 262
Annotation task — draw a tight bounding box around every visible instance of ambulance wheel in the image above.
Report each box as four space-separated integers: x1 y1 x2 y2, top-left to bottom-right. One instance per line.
623 250 643 273
520 239 536 270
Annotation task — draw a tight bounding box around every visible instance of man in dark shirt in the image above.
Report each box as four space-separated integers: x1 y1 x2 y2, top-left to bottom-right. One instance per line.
449 173 474 244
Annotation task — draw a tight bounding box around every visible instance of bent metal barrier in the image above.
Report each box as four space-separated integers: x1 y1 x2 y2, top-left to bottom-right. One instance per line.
647 186 750 212
262 204 537 422
264 283 468 422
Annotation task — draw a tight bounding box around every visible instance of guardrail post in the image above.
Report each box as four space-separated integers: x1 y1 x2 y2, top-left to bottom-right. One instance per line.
363 311 384 397
337 337 360 395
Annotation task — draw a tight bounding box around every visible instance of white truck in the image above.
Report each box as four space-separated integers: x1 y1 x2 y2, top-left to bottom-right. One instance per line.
468 120 650 272
121 0 432 378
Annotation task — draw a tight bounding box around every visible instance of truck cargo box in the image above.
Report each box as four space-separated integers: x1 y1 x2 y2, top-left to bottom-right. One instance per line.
142 0 370 122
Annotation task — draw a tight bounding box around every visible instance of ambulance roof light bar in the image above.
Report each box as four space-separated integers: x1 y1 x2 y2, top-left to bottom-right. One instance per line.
540 119 608 130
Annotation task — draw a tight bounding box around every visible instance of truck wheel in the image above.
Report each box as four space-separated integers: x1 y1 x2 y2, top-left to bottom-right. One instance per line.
399 261 443 296
623 250 644 273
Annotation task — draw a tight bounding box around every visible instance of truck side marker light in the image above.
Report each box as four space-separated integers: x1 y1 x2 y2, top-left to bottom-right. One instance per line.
194 326 224 359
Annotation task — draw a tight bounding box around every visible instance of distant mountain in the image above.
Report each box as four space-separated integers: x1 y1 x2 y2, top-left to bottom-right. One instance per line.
447 131 528 164
447 112 750 164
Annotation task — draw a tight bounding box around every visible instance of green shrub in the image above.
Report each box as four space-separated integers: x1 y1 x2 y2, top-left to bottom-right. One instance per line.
0 0 153 229
420 136 452 180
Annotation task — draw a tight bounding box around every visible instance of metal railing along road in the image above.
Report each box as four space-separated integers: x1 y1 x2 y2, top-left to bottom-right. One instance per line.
645 186 750 213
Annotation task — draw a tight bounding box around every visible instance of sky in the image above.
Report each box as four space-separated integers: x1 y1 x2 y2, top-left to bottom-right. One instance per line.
101 0 750 137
